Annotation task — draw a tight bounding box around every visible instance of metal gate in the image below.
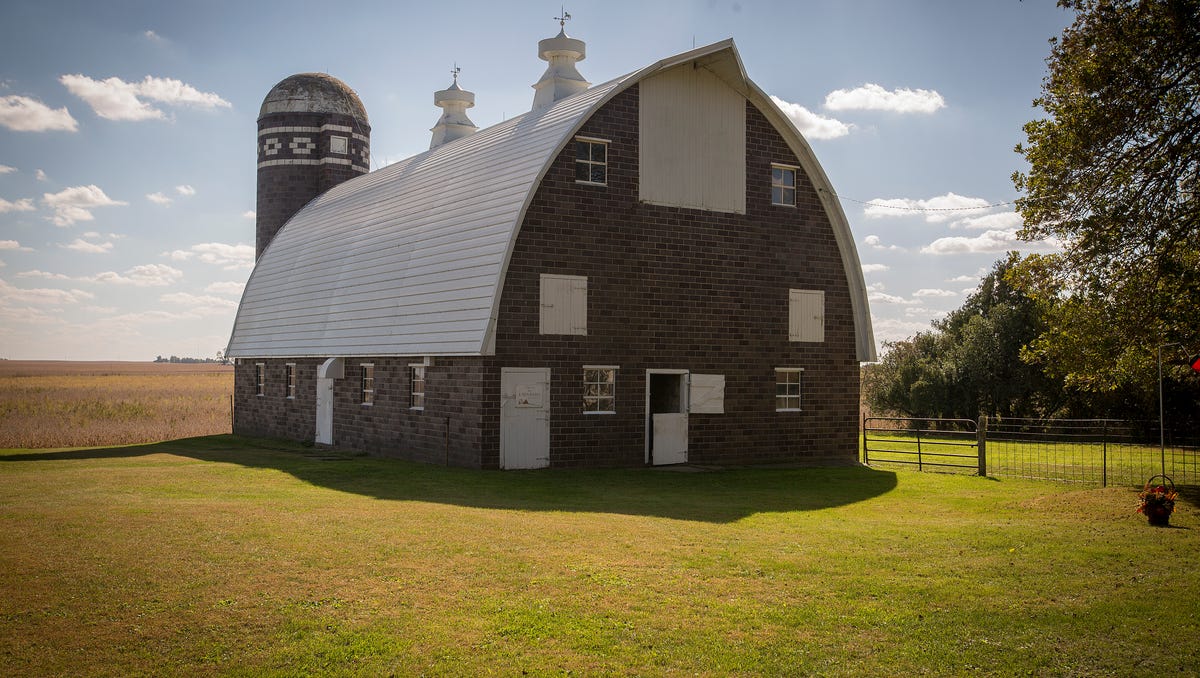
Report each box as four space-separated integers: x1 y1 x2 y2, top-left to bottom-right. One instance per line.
863 417 985 475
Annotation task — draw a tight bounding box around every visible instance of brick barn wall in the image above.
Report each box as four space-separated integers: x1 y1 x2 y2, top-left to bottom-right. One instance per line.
232 358 319 442
492 84 861 468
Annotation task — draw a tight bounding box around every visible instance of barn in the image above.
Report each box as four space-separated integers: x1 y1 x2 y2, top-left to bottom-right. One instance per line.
226 27 876 469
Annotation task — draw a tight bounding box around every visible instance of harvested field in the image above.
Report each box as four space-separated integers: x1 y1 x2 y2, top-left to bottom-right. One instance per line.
0 361 233 448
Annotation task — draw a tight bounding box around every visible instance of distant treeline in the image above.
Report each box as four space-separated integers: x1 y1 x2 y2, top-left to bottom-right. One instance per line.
154 356 230 364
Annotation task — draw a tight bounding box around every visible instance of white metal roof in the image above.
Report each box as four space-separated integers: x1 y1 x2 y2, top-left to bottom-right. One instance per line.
227 40 877 361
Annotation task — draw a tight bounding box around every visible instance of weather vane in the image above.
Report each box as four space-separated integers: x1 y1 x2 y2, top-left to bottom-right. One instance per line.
555 8 572 28
451 63 461 83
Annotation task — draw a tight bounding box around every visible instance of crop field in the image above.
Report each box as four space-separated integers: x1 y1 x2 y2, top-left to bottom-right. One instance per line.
0 361 233 448
1 436 1198 676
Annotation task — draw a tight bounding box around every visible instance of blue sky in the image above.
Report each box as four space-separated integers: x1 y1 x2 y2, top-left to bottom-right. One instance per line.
0 0 1073 361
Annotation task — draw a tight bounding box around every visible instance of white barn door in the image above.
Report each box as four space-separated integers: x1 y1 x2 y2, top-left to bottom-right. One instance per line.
647 370 689 465
315 358 343 445
501 368 551 469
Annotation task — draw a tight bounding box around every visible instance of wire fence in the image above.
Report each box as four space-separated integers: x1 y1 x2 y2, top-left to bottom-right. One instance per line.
863 416 1199 487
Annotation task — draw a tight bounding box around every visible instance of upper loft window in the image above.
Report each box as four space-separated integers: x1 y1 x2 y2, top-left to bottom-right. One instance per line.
575 137 608 185
771 164 797 206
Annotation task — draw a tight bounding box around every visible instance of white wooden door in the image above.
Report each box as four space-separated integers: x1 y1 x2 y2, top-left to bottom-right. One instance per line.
501 368 550 469
652 413 688 465
647 370 689 465
315 377 333 445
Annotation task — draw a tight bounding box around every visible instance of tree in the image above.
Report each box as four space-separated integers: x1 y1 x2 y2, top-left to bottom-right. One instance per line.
864 255 1071 421
1011 0 1200 399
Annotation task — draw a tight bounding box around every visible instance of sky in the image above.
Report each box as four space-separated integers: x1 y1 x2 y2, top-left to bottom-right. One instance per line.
0 0 1074 361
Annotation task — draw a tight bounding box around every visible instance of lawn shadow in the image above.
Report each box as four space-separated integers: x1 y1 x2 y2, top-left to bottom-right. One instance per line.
1 435 900 523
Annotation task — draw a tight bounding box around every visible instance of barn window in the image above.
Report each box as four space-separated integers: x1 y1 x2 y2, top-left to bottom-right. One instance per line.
776 368 803 411
788 289 825 343
575 137 608 185
582 366 617 414
410 365 425 410
540 274 587 335
771 164 797 206
285 363 296 399
361 364 375 405
255 363 265 397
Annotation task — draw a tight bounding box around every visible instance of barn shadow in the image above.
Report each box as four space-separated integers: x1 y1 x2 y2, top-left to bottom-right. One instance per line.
1 435 899 523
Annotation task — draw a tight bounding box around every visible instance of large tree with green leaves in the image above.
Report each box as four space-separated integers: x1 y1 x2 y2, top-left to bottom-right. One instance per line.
1012 0 1200 402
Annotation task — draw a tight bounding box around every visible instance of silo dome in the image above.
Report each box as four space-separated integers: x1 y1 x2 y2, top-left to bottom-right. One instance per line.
259 72 369 122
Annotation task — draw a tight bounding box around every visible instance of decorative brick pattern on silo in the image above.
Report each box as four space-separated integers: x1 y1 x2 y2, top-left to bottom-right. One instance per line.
255 74 371 259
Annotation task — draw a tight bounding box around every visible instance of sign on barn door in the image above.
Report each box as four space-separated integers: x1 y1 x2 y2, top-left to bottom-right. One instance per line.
501 367 550 469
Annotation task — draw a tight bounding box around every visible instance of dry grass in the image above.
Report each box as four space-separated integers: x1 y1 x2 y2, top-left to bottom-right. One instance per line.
0 361 232 448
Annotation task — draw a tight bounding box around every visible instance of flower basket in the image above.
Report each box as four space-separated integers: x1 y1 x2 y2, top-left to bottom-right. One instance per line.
1138 475 1176 527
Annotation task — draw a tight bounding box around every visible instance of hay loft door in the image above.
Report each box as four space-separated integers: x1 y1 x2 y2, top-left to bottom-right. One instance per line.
501 367 551 470
647 369 689 465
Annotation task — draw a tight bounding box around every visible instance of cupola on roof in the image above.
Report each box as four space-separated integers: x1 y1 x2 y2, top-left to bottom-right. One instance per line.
259 72 369 121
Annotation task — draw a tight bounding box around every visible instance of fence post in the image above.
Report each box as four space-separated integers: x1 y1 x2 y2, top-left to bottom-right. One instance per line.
862 416 869 465
1101 419 1108 488
977 415 987 477
917 424 923 472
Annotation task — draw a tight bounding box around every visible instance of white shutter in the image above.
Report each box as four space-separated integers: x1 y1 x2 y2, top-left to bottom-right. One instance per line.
540 274 587 335
789 289 825 343
689 374 725 414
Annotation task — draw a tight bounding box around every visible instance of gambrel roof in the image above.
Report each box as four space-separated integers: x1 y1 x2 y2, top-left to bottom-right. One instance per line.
227 40 877 362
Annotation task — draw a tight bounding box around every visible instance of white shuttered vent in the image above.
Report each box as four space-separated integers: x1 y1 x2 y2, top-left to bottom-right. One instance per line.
540 274 588 335
789 289 825 343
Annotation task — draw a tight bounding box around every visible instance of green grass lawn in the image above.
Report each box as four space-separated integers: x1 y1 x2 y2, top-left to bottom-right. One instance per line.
2 436 1197 676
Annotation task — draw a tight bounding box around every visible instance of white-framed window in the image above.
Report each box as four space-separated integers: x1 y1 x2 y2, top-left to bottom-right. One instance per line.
361 363 375 406
410 365 425 410
776 368 803 411
583 366 617 414
771 163 797 206
575 136 609 185
285 363 296 399
788 289 825 343
255 363 265 397
540 273 587 335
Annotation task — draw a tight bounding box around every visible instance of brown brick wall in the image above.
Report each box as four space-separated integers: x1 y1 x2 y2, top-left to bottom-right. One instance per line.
491 85 861 467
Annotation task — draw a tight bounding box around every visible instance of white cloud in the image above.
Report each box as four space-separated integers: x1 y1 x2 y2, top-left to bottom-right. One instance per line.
42 185 127 226
769 95 852 140
863 234 903 251
951 211 1022 231
0 95 78 132
0 164 15 174
159 292 238 315
866 282 916 305
872 317 934 345
64 238 114 253
912 288 958 298
863 192 992 223
0 278 94 305
860 263 890 274
87 263 183 286
205 281 245 296
0 197 35 213
60 75 232 122
824 83 946 114
144 30 165 43
0 240 33 252
175 184 195 196
146 191 172 206
241 210 256 219
946 274 980 283
163 242 255 270
35 169 47 181
922 229 1024 255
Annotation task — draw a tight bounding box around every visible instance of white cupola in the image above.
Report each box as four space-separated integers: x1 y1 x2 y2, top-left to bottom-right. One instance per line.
429 66 478 149
531 13 590 110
